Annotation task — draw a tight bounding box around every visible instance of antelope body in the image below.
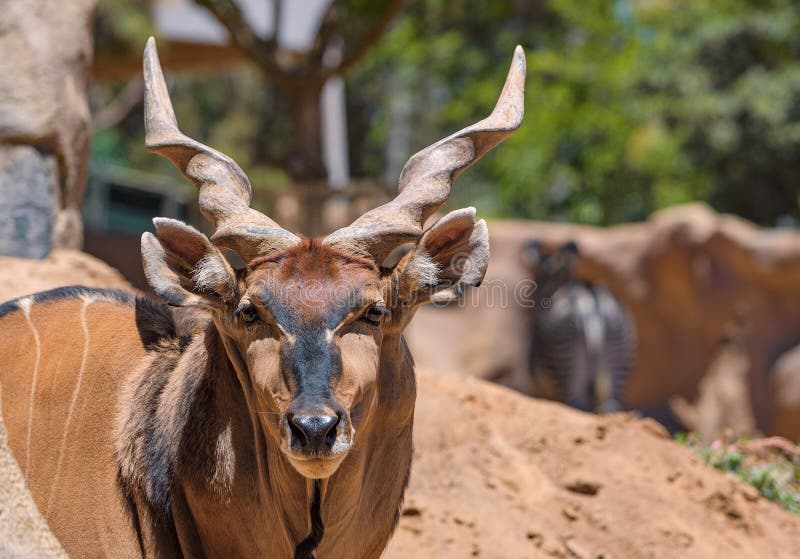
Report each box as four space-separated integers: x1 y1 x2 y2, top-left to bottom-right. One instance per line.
0 39 524 558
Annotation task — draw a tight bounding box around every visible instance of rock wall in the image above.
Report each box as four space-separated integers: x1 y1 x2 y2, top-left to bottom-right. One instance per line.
0 0 98 256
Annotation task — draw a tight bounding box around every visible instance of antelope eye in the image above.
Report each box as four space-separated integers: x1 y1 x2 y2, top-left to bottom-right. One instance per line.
235 304 259 325
361 305 389 326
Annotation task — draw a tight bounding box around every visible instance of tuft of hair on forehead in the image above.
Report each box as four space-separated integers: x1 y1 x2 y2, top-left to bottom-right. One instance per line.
246 237 378 273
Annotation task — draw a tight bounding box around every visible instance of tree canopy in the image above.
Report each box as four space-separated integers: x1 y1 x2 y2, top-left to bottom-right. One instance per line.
91 0 800 226
351 0 800 225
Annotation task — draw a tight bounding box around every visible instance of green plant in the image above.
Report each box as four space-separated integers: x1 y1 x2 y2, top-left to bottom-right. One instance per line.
677 434 800 515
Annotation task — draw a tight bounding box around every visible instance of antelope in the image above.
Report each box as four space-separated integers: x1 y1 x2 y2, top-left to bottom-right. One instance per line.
523 240 634 414
0 39 524 558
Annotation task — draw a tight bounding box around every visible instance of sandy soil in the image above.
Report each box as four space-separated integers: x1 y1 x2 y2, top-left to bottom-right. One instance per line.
386 370 800 559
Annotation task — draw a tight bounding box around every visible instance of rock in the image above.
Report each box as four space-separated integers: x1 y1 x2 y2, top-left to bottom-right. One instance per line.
0 0 98 253
0 249 132 301
0 146 58 258
564 479 602 496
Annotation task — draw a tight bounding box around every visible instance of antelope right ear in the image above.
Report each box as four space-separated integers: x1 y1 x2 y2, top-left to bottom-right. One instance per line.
394 207 489 306
141 218 237 307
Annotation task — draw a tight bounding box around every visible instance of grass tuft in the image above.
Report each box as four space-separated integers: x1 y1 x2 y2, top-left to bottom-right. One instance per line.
677 434 800 515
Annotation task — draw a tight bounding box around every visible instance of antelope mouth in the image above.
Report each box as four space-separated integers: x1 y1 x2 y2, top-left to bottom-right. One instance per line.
283 444 352 479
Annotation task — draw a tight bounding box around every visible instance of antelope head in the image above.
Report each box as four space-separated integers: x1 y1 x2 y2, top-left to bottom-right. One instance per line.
140 38 525 479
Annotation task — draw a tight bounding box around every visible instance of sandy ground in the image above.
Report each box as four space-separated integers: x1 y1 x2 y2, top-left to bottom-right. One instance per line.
385 370 800 559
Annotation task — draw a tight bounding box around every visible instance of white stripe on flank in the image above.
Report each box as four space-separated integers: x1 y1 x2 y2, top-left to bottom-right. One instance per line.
19 297 40 484
45 295 93 517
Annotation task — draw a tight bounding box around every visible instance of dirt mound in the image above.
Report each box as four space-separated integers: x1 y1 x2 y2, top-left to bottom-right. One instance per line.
0 249 133 301
385 370 800 559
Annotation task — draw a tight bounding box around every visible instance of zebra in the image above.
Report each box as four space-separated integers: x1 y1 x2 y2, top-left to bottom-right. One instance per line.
523 239 635 414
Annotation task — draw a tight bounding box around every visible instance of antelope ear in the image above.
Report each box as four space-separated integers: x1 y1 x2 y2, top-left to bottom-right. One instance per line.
141 217 237 307
396 207 489 306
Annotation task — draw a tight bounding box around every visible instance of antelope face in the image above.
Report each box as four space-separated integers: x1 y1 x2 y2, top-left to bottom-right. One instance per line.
138 38 525 479
142 217 494 479
234 241 385 478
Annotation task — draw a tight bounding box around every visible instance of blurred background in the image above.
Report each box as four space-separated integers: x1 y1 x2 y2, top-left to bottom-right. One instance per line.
1 0 799 442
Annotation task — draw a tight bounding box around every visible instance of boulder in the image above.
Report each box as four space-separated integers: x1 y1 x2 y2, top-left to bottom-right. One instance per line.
0 0 98 254
0 249 133 301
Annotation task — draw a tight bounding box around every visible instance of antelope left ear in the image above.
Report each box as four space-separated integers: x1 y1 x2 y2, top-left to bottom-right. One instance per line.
142 217 237 307
396 207 489 306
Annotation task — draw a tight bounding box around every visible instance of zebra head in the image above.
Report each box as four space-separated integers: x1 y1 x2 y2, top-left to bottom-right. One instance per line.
522 240 580 300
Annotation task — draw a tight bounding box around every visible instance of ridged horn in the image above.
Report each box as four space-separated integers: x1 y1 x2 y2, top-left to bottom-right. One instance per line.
324 46 525 262
143 36 299 261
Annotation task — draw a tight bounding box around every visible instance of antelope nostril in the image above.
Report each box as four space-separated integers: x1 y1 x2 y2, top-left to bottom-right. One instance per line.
324 414 341 448
289 414 340 452
288 414 308 446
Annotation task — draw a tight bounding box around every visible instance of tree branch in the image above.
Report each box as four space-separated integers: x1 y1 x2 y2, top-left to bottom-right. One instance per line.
195 0 405 88
194 0 288 87
323 0 405 80
92 78 145 132
271 0 282 43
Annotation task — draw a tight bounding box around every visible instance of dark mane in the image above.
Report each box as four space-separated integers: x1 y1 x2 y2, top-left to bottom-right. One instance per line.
133 294 206 351
117 303 226 522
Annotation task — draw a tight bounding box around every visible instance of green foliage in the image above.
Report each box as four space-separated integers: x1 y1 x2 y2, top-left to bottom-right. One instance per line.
678 434 800 515
92 65 293 198
350 0 800 225
95 0 155 57
92 0 800 225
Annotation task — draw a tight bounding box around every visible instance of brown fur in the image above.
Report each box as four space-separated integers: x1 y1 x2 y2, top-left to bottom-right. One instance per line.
0 241 424 557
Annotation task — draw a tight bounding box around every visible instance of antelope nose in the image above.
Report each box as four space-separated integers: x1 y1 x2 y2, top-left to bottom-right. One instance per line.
289 414 340 453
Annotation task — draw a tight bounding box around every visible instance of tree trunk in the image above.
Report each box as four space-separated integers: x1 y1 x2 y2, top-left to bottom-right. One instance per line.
283 80 328 236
